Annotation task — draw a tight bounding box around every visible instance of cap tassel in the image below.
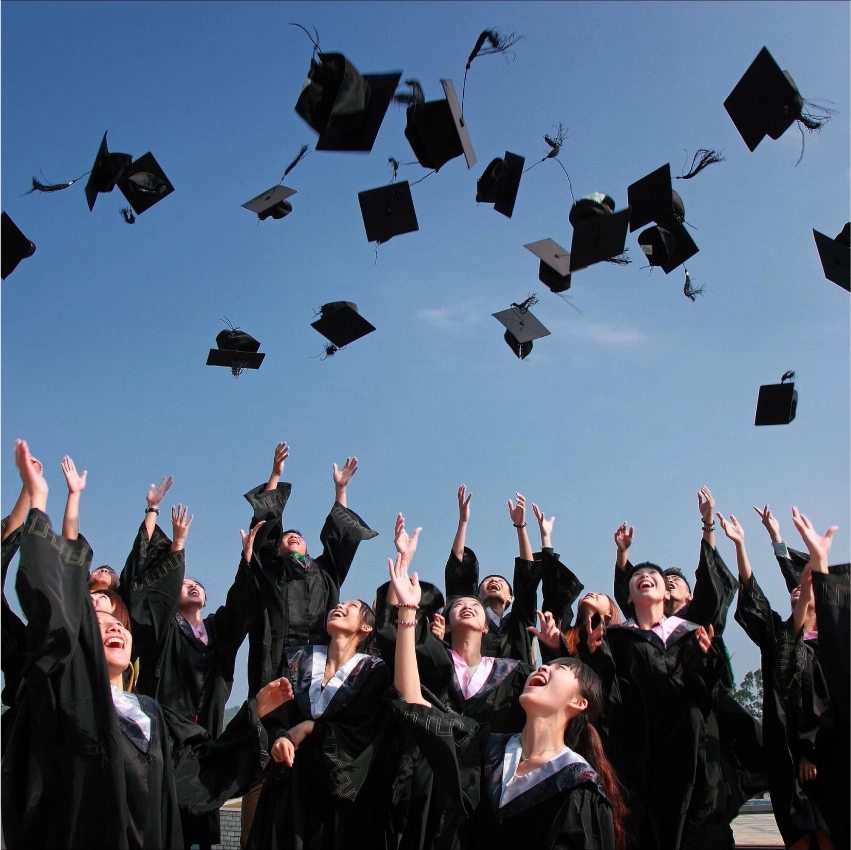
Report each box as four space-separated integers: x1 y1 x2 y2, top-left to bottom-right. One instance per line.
290 22 321 56
683 268 706 301
794 101 837 167
511 293 539 314
461 29 522 118
26 171 90 194
393 79 425 108
282 144 310 179
119 207 136 224
780 370 796 384
606 250 632 266
676 148 725 180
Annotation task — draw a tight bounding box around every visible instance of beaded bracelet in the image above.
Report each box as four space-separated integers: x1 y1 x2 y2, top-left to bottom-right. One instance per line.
145 507 160 515
702 522 715 530
395 619 419 627
397 603 419 610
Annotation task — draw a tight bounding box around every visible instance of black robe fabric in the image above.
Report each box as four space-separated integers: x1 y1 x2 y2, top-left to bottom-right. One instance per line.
244 482 378 694
811 565 850 849
1 515 27 753
119 520 262 846
389 697 616 850
580 619 720 850
734 574 831 846
2 508 272 850
248 646 390 849
444 546 539 662
539 547 584 633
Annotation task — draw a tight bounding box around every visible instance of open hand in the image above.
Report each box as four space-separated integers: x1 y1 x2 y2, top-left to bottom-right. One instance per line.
271 736 295 766
271 442 289 477
532 504 555 537
147 476 173 508
239 520 266 563
614 523 634 552
586 616 604 654
716 513 744 546
15 440 48 503
394 513 421 566
388 553 422 610
171 505 194 547
697 487 715 523
695 624 714 654
528 610 561 651
256 676 294 718
752 504 781 541
430 613 446 642
333 457 358 489
791 507 837 572
61 456 87 494
507 493 526 526
457 485 472 523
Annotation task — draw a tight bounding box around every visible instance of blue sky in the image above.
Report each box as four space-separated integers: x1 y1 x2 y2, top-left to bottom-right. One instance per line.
2 1 849 703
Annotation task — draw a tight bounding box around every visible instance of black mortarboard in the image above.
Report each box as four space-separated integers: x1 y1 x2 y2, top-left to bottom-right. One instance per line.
117 152 174 215
85 132 133 212
242 185 298 221
206 325 265 376
1 213 37 280
813 224 850 292
404 79 477 172
311 302 376 348
358 181 419 244
294 52 402 152
637 224 699 274
569 204 631 271
493 304 550 359
627 165 685 232
754 374 797 426
724 47 806 151
476 151 524 218
524 239 572 293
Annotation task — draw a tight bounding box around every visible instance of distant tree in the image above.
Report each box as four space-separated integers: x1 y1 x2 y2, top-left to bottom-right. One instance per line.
222 705 241 727
732 669 763 719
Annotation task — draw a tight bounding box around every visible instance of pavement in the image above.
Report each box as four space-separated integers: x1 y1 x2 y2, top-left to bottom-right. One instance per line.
731 812 784 848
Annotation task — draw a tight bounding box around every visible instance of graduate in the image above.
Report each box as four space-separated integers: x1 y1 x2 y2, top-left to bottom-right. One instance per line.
388 523 625 850
444 486 540 660
581 558 720 849
1 440 292 850
721 510 833 850
246 598 390 849
119 475 263 849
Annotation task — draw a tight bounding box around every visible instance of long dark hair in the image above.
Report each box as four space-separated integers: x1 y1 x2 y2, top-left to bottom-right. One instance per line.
356 599 377 655
552 657 629 850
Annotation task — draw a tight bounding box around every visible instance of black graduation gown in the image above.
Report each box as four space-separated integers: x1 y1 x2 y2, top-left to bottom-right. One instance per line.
2 508 272 850
734 574 831 846
445 545 539 661
1 515 27 753
580 619 720 850
119 520 261 846
389 697 616 850
248 646 390 849
810 565 850 849
244 482 378 694
539 547 584 633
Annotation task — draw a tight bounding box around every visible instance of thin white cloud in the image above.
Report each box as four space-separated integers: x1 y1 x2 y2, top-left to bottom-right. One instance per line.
569 323 646 346
417 299 491 336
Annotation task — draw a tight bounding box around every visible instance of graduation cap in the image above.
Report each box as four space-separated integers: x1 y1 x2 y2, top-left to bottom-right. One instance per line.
116 152 174 216
755 371 797 426
524 239 572 293
568 194 631 271
404 79 476 172
813 223 850 291
242 185 298 221
637 224 699 274
206 320 265 377
492 296 550 359
1 213 37 280
724 47 830 152
85 132 133 211
476 151 524 218
627 165 684 233
294 49 401 152
358 181 419 244
311 302 376 354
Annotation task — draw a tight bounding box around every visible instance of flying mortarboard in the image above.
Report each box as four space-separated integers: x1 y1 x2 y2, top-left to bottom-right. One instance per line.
116 152 174 215
476 151 524 218
754 372 797 426
206 320 265 377
294 49 401 152
524 239 572 293
724 47 826 152
813 223 850 292
568 194 631 271
637 224 699 275
311 302 376 353
85 132 133 211
358 181 419 244
242 185 298 221
492 297 550 360
627 165 684 232
1 213 37 280
404 79 476 172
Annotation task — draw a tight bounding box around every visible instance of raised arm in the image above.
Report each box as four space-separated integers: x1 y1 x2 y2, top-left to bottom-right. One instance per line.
613 523 634 614
332 455 358 509
144 476 174 540
2 458 38 541
508 493 533 562
60 456 87 540
532 502 554 550
792 564 815 636
754 503 808 591
716 513 751 585
452 484 472 562
533 504 584 632
170 504 193 553
790 507 837 575
698 486 716 550
263 441 289 492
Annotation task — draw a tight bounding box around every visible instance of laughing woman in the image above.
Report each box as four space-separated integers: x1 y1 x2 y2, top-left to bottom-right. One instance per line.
388 525 625 850
1 441 292 850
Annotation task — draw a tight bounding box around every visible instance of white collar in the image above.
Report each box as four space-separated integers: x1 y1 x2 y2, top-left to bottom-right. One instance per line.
110 684 152 744
308 646 368 719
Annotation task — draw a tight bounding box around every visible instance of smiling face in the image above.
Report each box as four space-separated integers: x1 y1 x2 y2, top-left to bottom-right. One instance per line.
179 579 206 609
281 530 308 557
628 568 670 606
578 592 614 622
326 600 372 639
97 611 132 679
447 596 489 634
478 575 511 607
519 662 589 719
666 575 692 606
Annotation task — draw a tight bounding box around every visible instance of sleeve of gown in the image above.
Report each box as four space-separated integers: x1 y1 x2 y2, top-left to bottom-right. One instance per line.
812 566 850 726
208 556 262 665
734 574 779 650
687 540 740 633
2 516 27 685
613 561 631 616
505 557 540 664
14 509 93 683
445 546 480 599
775 544 810 594
167 699 272 814
549 786 616 850
578 633 621 715
313 502 378 590
119 521 184 659
243 481 293 559
541 548 584 631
